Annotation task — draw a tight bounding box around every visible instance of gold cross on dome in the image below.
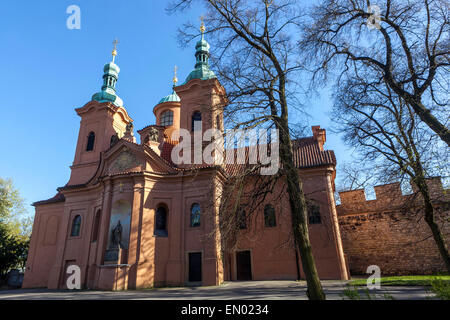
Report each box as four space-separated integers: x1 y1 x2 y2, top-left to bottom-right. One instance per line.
112 38 119 62
200 16 206 34
173 65 178 86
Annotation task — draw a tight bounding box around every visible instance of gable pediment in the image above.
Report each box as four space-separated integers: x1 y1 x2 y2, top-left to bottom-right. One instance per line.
90 140 178 181
108 149 141 174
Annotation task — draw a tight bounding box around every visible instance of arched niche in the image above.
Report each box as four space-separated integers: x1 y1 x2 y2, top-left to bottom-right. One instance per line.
107 200 132 250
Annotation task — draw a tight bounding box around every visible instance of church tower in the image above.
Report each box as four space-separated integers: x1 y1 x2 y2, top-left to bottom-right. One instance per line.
68 41 132 185
153 67 182 139
174 21 227 138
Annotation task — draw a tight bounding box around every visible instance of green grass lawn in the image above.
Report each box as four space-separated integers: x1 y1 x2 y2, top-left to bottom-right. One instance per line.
350 275 450 286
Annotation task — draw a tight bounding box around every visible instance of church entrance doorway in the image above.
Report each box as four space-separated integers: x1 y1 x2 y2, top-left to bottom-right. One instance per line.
236 250 252 280
188 252 202 282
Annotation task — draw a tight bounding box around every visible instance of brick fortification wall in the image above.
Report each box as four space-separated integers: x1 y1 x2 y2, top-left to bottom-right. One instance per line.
337 178 449 276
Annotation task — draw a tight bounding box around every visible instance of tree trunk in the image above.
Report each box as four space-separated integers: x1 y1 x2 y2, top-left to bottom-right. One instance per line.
416 179 450 273
408 99 450 147
278 124 326 300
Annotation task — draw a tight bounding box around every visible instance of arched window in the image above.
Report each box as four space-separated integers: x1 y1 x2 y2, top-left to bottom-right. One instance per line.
86 131 95 151
264 204 276 227
190 203 201 227
160 110 174 126
308 204 321 225
155 206 168 236
70 215 82 237
237 208 247 229
91 210 101 242
192 111 202 131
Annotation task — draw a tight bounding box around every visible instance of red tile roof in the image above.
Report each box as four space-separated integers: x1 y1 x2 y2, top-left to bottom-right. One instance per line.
292 137 336 169
160 138 179 163
169 136 336 176
32 192 65 206
223 136 336 176
43 134 335 203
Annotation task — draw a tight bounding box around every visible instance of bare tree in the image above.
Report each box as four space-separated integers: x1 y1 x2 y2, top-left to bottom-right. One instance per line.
332 64 450 272
168 0 326 299
301 0 450 146
337 162 377 191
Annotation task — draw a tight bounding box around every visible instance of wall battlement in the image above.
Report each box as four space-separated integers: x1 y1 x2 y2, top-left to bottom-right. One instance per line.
337 177 449 216
337 177 449 276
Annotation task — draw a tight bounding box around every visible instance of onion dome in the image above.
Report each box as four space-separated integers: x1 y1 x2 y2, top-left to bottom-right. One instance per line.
158 66 181 104
92 40 124 107
158 90 181 104
184 20 216 84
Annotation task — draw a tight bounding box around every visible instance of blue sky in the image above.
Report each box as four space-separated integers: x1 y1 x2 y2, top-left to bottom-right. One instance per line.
0 0 354 216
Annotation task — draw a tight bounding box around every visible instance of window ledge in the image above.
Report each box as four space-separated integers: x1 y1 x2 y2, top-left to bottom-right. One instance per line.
154 230 168 237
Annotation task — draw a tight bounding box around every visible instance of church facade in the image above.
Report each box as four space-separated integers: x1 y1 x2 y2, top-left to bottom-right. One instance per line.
22 30 349 290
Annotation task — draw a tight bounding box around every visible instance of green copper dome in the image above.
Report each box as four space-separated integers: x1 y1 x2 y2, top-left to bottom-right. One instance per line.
92 61 124 108
158 89 181 104
195 38 210 55
184 32 216 84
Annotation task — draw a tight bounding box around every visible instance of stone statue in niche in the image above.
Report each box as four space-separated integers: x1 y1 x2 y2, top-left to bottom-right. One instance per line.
110 133 119 148
126 121 134 133
104 220 125 263
148 127 159 142
123 122 136 143
111 220 123 249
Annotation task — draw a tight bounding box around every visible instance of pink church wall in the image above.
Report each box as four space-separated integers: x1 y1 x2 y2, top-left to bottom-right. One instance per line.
224 168 348 282
22 202 64 288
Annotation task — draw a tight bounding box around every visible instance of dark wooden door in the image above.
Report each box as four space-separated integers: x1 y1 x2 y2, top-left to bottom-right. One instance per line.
236 250 252 280
188 252 202 282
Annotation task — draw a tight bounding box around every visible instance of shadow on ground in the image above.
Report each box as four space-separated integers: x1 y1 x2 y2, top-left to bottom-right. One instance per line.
0 280 436 300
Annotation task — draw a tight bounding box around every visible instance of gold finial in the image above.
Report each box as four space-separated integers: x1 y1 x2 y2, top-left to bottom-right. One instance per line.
112 38 119 63
200 16 206 34
173 65 178 86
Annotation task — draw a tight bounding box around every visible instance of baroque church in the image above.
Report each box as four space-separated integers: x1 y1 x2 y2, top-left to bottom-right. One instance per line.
22 25 349 290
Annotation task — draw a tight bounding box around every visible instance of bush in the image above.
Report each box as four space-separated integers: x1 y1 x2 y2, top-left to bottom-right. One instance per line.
430 277 450 300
